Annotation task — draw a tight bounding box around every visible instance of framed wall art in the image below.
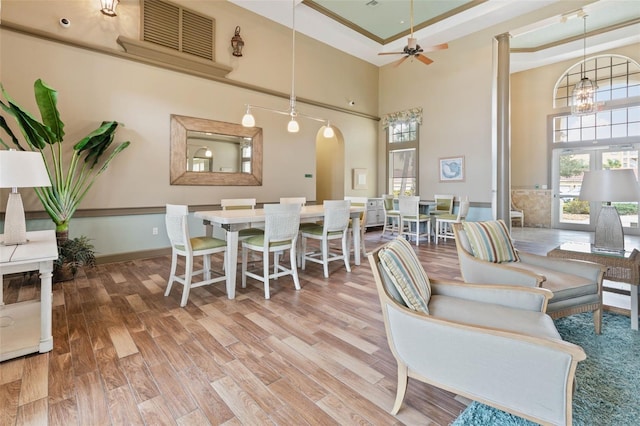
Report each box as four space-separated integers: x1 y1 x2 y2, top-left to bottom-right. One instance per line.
439 156 465 182
353 168 368 190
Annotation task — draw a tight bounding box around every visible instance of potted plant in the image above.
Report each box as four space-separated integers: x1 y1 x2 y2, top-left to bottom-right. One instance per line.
54 236 96 282
0 79 130 279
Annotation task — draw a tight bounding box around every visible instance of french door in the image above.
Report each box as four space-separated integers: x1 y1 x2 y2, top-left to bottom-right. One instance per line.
552 145 640 233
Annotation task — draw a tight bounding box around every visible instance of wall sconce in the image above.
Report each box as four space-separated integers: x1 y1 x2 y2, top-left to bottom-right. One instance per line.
231 26 244 57
100 0 119 17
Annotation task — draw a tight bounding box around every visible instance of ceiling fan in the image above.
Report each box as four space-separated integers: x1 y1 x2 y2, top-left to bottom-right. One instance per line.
378 0 448 67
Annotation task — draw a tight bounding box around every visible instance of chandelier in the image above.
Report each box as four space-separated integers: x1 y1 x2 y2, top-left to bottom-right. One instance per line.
571 14 597 116
241 0 334 138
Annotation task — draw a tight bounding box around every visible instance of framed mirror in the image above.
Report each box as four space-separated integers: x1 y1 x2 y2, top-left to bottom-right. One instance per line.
170 114 262 186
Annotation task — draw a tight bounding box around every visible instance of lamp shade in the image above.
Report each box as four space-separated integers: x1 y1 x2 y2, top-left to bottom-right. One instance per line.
0 150 50 188
579 169 640 202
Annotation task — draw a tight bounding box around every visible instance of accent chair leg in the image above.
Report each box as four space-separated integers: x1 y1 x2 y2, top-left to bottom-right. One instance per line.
391 363 409 415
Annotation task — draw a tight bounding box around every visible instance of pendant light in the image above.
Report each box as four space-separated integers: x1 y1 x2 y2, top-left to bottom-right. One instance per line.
241 0 334 138
571 15 597 116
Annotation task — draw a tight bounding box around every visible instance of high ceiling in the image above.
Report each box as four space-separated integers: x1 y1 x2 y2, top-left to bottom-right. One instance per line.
229 0 640 72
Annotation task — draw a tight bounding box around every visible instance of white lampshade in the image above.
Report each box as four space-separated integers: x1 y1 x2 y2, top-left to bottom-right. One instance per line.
579 169 640 202
0 150 51 245
242 112 255 127
323 125 335 138
287 118 299 133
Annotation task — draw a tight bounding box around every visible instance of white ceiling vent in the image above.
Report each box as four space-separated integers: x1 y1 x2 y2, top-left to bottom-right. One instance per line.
142 0 215 61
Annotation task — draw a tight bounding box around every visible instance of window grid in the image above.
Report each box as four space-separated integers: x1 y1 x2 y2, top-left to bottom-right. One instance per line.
387 121 419 195
554 56 640 109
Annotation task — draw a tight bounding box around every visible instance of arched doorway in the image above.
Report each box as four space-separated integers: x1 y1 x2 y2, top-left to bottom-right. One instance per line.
315 126 345 203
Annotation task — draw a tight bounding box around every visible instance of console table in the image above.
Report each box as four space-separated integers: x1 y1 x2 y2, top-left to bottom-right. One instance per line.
1 230 58 361
547 242 640 330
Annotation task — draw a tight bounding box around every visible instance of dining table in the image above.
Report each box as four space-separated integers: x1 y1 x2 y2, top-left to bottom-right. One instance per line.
195 204 365 299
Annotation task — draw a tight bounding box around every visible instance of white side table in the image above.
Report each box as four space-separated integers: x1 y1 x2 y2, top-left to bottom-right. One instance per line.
1 230 58 361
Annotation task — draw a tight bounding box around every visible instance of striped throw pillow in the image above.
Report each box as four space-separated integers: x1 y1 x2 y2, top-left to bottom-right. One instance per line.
378 237 431 314
462 220 519 263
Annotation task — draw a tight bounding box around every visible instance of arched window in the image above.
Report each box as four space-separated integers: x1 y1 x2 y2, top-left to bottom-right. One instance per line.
552 55 640 143
549 54 640 232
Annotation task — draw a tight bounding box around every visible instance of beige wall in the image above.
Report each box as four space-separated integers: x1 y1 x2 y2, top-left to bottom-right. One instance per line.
1 0 380 214
511 42 640 190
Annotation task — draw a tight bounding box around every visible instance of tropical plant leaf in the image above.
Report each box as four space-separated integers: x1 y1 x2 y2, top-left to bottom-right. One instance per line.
0 114 25 150
34 79 64 142
74 121 119 166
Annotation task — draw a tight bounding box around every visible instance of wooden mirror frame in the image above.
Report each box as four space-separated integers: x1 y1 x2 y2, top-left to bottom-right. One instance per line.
170 114 263 186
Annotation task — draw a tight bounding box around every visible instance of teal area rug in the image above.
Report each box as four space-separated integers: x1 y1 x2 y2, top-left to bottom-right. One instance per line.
452 312 640 426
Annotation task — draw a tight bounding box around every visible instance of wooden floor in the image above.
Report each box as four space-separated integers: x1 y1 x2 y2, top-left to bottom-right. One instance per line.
1 227 637 425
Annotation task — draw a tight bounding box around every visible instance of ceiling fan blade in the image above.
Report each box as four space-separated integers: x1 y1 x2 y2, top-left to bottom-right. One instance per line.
392 56 409 67
378 52 405 55
421 43 449 53
415 54 433 65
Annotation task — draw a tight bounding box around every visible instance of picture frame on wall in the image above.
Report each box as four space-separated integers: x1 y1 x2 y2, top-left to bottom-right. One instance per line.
439 156 465 182
353 168 368 189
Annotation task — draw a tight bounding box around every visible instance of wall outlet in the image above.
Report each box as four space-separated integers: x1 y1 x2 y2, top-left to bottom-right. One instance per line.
152 227 158 235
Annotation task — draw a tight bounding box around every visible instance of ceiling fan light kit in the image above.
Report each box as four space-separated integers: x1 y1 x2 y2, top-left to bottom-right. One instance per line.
378 0 448 67
241 0 334 138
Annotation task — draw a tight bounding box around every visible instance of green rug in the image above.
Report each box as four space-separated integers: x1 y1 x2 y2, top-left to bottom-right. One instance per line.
452 312 640 426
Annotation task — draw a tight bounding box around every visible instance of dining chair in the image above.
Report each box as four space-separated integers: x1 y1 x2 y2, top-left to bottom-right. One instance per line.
435 196 470 243
280 197 306 206
241 203 302 299
381 194 400 238
301 199 352 278
165 204 227 307
399 195 431 245
431 194 455 216
511 201 525 228
344 196 367 256
221 198 264 238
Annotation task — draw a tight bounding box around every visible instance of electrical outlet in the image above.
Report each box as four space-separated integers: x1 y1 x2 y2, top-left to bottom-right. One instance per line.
152 227 158 235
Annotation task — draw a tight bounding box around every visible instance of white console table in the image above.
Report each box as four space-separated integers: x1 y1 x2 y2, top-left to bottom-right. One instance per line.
1 230 58 361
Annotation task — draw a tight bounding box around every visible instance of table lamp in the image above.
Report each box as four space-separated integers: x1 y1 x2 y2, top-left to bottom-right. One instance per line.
0 150 51 245
578 169 640 253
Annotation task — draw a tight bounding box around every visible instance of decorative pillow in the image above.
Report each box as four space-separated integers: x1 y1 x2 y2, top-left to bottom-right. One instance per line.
462 220 519 263
378 237 431 314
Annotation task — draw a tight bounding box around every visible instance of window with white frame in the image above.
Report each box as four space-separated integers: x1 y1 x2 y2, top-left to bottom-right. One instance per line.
384 108 422 196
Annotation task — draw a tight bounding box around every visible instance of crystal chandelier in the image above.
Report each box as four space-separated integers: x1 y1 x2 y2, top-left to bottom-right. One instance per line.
571 15 597 116
241 0 334 138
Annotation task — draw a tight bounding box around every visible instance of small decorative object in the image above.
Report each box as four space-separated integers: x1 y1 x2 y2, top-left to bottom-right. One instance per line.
439 156 465 182
353 168 368 190
100 0 119 16
231 26 244 57
53 236 96 282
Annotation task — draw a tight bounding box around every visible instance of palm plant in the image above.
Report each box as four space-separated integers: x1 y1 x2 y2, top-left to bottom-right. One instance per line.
0 79 130 243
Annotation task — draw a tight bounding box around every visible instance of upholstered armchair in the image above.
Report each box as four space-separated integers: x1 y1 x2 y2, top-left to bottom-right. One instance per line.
453 220 606 334
368 237 585 426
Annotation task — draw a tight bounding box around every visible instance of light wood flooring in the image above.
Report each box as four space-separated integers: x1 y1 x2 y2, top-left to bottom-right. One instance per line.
1 227 637 425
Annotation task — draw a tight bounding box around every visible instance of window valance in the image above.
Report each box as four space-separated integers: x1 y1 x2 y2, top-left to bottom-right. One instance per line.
382 107 423 129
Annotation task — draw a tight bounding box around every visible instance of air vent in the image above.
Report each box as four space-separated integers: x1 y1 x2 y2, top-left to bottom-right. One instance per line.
366 0 379 6
142 0 215 61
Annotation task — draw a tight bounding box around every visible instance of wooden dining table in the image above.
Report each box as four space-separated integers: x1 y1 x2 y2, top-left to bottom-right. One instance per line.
195 204 365 299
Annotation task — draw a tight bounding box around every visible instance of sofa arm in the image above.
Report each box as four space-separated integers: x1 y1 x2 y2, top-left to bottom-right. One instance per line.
430 280 551 312
457 246 543 287
518 251 606 281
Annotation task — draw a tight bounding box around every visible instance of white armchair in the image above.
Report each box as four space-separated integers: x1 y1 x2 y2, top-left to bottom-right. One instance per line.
453 221 606 334
368 237 586 426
